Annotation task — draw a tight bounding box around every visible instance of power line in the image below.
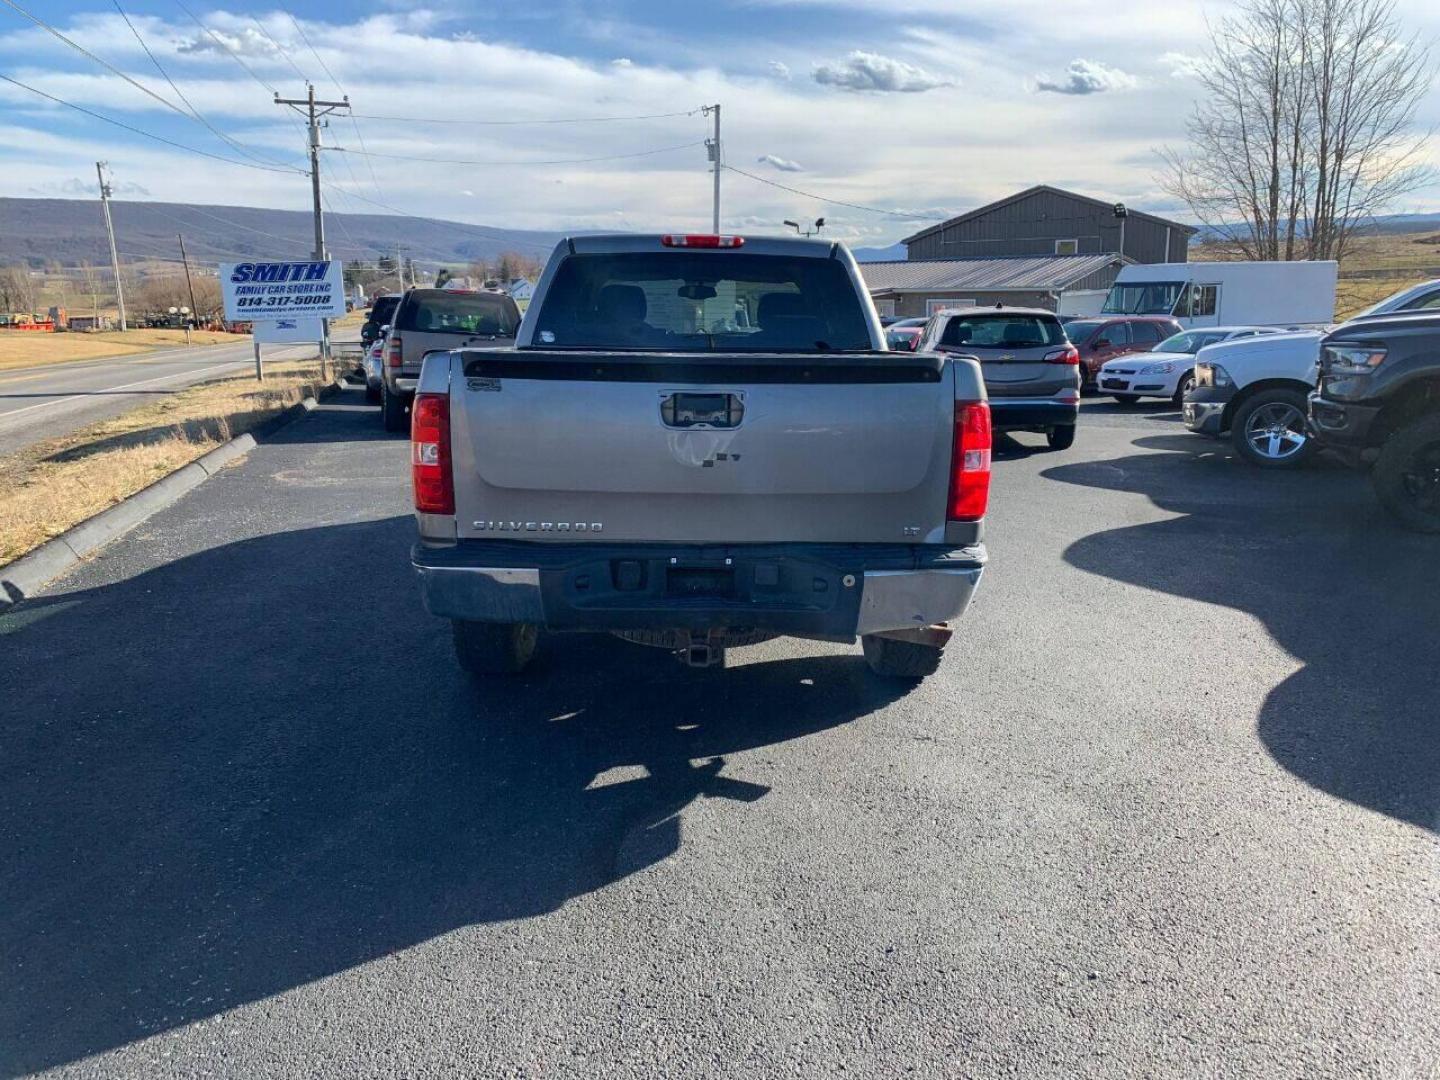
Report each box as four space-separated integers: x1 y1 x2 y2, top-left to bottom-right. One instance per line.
173 0 277 95
282 10 340 93
0 0 297 174
323 140 706 168
318 181 556 255
0 72 304 174
250 16 308 83
722 163 941 221
347 107 705 126
111 0 302 171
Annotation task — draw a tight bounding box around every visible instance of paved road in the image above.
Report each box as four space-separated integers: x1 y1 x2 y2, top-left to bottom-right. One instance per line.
0 341 313 457
1 395 1435 1078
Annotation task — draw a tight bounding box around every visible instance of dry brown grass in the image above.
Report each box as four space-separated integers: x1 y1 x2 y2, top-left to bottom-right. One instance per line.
0 328 249 371
0 360 328 565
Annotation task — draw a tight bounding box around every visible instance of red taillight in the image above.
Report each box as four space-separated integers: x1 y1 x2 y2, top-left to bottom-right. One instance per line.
660 234 745 248
385 334 404 368
411 392 454 515
1043 345 1080 365
948 401 991 522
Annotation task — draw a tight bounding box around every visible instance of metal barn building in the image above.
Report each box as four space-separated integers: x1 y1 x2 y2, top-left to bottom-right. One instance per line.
901 185 1196 264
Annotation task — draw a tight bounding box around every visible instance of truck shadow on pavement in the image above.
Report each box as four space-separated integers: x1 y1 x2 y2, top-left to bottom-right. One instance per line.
0 515 903 1076
1042 439 1440 835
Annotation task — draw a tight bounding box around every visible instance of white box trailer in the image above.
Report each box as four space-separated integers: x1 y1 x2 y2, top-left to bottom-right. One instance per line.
1102 261 1337 329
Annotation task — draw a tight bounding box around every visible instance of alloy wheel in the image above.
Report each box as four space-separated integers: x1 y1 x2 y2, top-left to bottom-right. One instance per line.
1245 401 1308 460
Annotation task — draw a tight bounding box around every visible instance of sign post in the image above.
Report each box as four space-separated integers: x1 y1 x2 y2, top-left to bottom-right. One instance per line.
219 260 345 384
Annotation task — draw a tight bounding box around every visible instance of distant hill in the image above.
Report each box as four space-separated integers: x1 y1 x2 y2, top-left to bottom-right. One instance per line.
1191 212 1440 245
0 197 561 270
852 243 907 262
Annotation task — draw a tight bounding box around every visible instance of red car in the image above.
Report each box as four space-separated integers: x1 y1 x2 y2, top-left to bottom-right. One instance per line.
1062 316 1184 387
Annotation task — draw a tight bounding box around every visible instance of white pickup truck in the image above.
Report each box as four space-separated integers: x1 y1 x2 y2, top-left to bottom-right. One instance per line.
409 233 992 680
1183 278 1440 467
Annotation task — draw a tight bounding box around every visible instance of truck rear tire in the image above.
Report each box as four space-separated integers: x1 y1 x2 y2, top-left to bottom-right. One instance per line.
1046 425 1076 451
452 620 538 676
382 384 408 433
861 635 944 679
1371 414 1440 533
1231 389 1313 468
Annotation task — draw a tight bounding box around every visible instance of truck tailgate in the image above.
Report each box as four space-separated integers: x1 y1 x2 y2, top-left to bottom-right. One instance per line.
449 350 960 545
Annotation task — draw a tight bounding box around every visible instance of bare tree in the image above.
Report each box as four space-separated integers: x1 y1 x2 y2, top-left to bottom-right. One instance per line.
1161 0 1431 262
0 266 37 313
494 251 543 283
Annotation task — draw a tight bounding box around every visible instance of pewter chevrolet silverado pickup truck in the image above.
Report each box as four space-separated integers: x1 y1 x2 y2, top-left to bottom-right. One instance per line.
410 233 991 680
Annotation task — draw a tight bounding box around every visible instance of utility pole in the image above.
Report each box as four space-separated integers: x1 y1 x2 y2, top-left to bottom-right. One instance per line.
96 161 127 331
396 246 406 291
703 104 721 232
177 233 199 339
276 84 349 380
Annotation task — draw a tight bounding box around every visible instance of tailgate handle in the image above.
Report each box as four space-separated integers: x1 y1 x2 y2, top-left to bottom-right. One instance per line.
660 392 744 429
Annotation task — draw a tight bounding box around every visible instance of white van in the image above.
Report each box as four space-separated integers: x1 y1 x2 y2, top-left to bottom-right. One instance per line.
1102 261 1337 329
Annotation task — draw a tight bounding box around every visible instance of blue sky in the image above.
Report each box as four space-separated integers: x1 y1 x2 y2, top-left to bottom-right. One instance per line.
3 1 1438 250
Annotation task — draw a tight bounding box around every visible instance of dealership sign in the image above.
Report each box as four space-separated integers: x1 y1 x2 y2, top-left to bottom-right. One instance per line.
220 260 345 321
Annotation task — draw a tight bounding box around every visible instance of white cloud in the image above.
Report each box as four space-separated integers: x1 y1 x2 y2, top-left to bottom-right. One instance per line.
812 51 953 93
1160 51 1207 79
757 153 802 172
1034 59 1137 95
611 57 633 67
176 27 279 58
767 60 790 80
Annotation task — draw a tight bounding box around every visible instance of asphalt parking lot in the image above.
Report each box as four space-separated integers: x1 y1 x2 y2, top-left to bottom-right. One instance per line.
2 392 1436 1078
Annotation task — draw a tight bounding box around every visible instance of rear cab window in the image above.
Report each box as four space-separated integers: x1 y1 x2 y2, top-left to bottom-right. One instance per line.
530 252 872 352
397 291 520 338
937 313 1064 350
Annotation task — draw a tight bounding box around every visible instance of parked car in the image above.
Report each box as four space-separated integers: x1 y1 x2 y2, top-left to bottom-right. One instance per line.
361 293 401 348
410 232 991 680
885 317 927 351
1310 311 1440 532
1181 278 1440 468
1098 326 1281 406
1063 316 1185 388
916 306 1079 450
381 288 523 432
362 337 384 404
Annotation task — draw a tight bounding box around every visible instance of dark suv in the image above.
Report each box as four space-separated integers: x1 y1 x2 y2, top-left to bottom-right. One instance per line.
918 306 1080 450
1063 316 1185 387
361 293 401 348
1310 311 1440 532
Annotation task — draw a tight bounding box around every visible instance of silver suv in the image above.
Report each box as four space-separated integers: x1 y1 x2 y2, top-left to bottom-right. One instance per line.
381 289 523 431
917 307 1081 451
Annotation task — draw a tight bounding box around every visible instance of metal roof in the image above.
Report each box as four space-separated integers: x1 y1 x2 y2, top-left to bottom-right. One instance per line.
859 254 1124 294
900 185 1198 246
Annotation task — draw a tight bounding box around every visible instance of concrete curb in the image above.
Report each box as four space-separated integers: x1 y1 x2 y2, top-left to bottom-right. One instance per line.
0 381 340 613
